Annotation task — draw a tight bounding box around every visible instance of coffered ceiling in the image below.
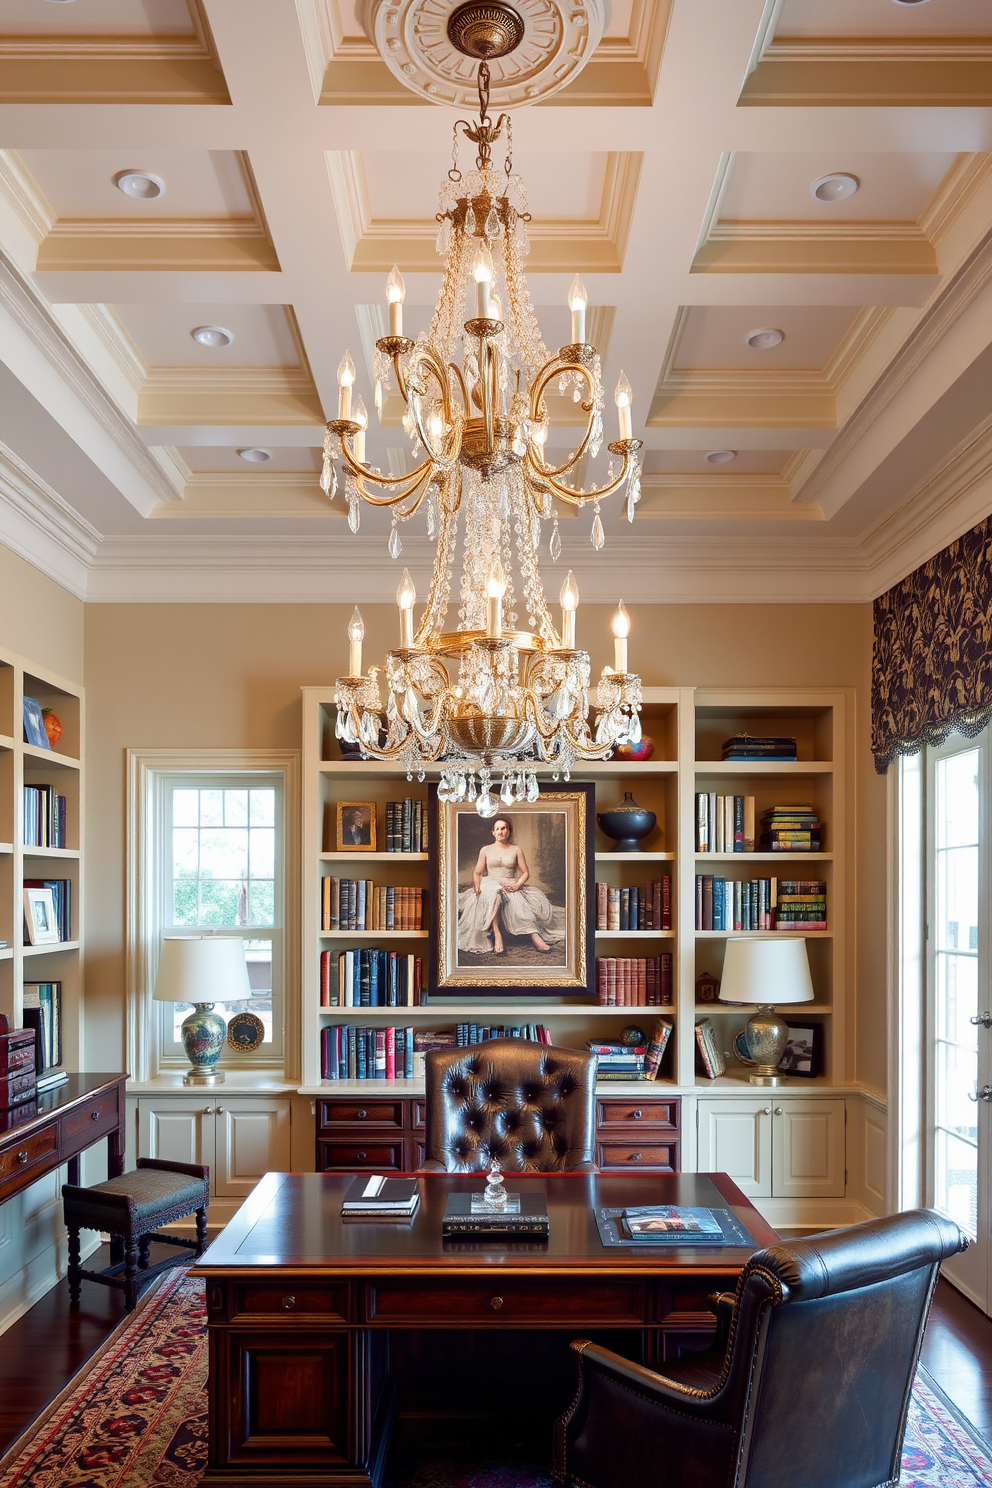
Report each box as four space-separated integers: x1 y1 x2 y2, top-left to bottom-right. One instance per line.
1 0 992 602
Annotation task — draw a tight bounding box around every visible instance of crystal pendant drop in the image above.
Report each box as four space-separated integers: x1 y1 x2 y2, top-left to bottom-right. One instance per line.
550 519 562 562
388 525 402 559
375 379 383 420
465 203 476 236
426 496 437 541
320 457 336 498
476 790 498 818
348 496 360 534
436 218 451 256
591 512 605 550
484 207 499 239
515 221 530 254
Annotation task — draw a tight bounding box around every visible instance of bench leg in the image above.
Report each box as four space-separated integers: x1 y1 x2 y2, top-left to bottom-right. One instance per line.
137 1235 151 1269
67 1225 81 1304
195 1205 208 1257
124 1241 139 1311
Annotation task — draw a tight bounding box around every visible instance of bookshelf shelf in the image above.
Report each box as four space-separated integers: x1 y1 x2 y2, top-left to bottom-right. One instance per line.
0 948 12 962
320 852 428 862
695 761 834 775
0 843 12 855
595 851 674 862
21 744 80 771
694 852 832 863
596 931 675 940
318 1003 674 1019
694 929 831 939
0 735 13 751
694 1003 832 1015
23 939 80 957
22 846 80 860
319 931 429 941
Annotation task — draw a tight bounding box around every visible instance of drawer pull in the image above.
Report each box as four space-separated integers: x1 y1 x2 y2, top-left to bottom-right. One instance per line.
632 1110 642 1119
90 1110 102 1121
357 1109 368 1119
357 1151 367 1161
17 1151 28 1165
490 1296 504 1311
630 1152 643 1162
282 1295 296 1311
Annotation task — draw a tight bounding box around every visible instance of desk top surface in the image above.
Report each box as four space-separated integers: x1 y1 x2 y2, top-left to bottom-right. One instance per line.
0 1072 125 1137
194 1171 779 1277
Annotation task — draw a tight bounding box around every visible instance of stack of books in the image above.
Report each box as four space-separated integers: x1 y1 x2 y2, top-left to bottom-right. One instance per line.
595 878 671 930
721 734 797 761
22 785 67 848
694 1017 726 1078
321 879 426 931
760 805 821 852
621 1205 726 1242
0 1022 37 1110
341 1175 420 1220
595 953 673 1006
695 876 778 931
455 1023 552 1046
589 1016 673 1081
695 794 756 853
385 799 428 853
776 879 827 931
442 1190 550 1239
319 948 424 1007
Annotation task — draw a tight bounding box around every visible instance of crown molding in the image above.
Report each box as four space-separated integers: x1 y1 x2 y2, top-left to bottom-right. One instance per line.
0 150 54 252
0 440 97 598
740 42 992 107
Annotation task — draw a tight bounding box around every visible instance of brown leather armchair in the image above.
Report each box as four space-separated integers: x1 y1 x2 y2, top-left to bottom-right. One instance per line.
422 1037 598 1172
554 1207 967 1488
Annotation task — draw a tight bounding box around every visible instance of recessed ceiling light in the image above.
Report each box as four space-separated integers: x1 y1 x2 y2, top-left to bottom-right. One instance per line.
745 328 784 351
114 170 166 201
191 326 233 348
811 173 860 203
705 450 737 465
891 0 932 6
238 448 272 463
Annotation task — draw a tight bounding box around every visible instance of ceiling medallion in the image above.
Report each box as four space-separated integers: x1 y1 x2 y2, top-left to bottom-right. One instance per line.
360 0 605 108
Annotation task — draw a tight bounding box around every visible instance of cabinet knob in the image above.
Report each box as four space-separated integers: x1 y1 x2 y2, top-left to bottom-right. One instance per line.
216 1107 225 1115
282 1295 296 1310
490 1296 504 1311
774 1107 783 1116
356 1151 367 1161
203 1106 213 1114
16 1150 28 1165
630 1152 643 1161
90 1110 101 1121
632 1110 642 1120
762 1107 771 1115
357 1109 368 1119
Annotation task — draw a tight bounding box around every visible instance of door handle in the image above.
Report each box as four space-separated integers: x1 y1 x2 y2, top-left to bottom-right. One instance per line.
969 1086 992 1102
970 1013 992 1028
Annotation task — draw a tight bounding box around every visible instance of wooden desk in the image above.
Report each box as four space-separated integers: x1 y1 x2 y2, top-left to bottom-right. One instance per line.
195 1170 777 1488
0 1073 126 1204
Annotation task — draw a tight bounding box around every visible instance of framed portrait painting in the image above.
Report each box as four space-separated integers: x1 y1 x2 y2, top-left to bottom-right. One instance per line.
336 802 376 851
779 1022 823 1078
429 783 595 998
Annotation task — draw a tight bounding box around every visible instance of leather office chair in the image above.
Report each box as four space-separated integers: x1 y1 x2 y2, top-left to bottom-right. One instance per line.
422 1037 598 1172
554 1207 967 1488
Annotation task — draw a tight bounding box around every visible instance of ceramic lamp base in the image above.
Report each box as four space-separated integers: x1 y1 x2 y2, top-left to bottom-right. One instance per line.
743 1004 790 1086
180 1002 227 1086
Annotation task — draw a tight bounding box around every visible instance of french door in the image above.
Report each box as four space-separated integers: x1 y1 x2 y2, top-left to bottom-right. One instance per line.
926 732 991 1309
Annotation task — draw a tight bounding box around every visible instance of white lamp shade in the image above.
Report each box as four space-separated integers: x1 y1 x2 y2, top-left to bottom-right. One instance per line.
718 937 814 1006
153 936 251 1004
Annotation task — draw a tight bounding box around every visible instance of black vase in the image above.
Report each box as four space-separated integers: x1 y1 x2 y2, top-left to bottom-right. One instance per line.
596 792 656 852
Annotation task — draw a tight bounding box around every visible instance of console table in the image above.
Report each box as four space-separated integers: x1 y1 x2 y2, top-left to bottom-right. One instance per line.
194 1169 777 1488
0 1073 126 1205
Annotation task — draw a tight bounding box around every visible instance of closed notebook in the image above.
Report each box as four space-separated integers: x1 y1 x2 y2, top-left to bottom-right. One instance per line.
341 1175 420 1213
620 1205 725 1242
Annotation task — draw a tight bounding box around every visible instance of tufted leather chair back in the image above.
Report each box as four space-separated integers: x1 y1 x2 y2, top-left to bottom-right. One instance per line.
422 1038 598 1172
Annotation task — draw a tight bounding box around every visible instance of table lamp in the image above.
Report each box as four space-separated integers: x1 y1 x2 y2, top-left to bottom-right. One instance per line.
153 936 251 1086
718 937 814 1086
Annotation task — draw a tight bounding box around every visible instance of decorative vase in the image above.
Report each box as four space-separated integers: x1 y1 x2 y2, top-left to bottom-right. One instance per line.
596 792 656 852
41 709 62 748
615 735 654 762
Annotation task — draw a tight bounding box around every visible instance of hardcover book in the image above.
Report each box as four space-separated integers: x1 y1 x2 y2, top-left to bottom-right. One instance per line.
341 1175 420 1215
442 1190 549 1238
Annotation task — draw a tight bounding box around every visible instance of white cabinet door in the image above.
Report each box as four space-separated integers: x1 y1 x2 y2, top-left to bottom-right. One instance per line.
137 1098 215 1170
697 1099 772 1197
772 1099 846 1199
213 1098 292 1200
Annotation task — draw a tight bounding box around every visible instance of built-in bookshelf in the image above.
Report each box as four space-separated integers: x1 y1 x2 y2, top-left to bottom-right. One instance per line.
302 686 851 1098
0 646 83 1078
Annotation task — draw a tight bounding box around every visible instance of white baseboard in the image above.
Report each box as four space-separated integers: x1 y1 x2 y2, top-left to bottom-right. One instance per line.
0 1231 101 1338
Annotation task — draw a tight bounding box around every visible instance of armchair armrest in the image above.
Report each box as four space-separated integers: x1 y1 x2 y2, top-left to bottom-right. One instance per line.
707 1290 736 1356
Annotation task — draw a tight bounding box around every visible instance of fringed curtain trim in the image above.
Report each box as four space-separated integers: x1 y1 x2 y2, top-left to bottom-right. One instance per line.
872 514 992 773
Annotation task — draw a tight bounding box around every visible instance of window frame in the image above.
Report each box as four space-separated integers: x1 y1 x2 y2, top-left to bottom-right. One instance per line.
126 749 300 1084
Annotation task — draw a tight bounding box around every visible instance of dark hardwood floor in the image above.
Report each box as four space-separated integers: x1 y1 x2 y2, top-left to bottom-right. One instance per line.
1 1262 990 1461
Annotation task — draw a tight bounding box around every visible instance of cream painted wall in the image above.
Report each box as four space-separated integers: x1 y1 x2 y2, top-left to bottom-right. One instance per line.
0 546 82 684
82 601 885 1091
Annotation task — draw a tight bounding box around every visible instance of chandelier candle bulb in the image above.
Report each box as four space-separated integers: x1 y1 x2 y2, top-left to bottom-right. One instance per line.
473 242 494 318
486 559 508 638
386 265 406 337
348 607 365 676
612 600 630 673
615 372 633 441
569 276 588 344
560 569 579 648
397 568 416 648
353 395 368 463
337 349 356 420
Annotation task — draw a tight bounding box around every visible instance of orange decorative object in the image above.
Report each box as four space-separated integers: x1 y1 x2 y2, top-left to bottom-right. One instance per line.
615 735 654 761
41 710 62 747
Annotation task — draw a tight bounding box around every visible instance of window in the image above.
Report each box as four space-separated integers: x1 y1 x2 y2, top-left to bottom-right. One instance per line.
127 750 299 1081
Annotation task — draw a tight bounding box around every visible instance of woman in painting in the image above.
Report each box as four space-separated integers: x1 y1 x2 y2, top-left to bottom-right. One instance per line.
457 816 564 956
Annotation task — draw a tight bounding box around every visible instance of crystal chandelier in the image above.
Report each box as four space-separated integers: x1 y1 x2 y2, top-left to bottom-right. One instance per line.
326 12 644 816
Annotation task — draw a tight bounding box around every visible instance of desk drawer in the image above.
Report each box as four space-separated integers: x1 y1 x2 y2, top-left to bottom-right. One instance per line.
318 1100 405 1130
597 1098 679 1129
0 1122 58 1187
63 1091 119 1145
598 1139 679 1172
367 1278 646 1326
237 1285 350 1321
316 1139 405 1171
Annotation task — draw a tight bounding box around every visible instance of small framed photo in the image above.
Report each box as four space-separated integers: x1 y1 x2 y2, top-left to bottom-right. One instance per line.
24 887 60 945
779 1022 823 1078
336 802 376 851
23 697 50 750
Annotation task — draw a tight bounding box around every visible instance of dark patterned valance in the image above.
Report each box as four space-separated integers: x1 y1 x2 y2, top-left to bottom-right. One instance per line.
872 514 992 773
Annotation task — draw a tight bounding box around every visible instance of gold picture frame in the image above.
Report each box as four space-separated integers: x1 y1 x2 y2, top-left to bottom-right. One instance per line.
336 802 377 851
430 784 594 998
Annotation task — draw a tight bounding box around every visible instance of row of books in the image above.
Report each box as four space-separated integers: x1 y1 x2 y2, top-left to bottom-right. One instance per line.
595 954 673 1006
385 798 428 853
23 982 62 1076
319 949 425 1007
721 734 797 761
761 805 822 852
695 876 827 931
595 879 671 931
321 878 427 932
25 878 72 940
454 1023 553 1045
321 1024 423 1080
589 1018 672 1080
695 1017 726 1078
22 786 68 849
695 795 755 853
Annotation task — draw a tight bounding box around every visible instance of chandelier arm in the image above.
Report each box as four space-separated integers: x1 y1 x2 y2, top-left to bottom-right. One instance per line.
447 361 471 418
525 449 633 508
408 343 456 422
526 359 598 477
391 352 410 404
335 440 437 503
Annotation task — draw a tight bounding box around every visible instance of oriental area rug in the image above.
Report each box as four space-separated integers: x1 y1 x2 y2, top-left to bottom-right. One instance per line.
0 1267 989 1488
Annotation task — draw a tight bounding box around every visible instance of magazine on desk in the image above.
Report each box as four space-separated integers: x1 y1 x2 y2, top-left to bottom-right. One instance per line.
341 1175 420 1218
621 1205 726 1241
